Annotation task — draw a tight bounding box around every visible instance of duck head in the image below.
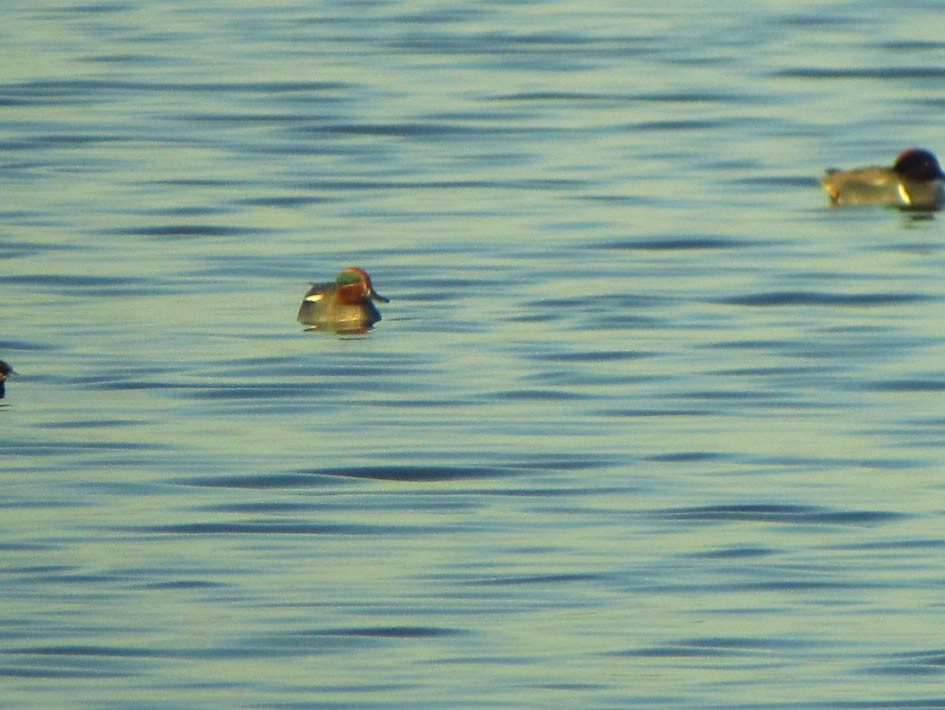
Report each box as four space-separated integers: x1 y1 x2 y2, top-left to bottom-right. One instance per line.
335 267 389 305
893 149 945 181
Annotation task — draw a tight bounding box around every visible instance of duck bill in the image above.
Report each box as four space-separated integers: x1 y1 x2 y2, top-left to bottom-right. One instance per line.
370 289 390 303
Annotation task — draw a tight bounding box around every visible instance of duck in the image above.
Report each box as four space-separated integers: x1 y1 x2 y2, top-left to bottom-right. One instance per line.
0 360 14 399
297 267 389 332
820 148 945 210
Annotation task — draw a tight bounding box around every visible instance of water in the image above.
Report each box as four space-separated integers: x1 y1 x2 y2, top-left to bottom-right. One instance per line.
3 1 945 707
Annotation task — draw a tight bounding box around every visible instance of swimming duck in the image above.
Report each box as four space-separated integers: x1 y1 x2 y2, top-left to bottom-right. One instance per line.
820 148 945 210
297 267 389 332
0 360 14 399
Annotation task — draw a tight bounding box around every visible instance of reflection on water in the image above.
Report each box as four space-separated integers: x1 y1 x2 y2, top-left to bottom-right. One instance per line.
4 0 945 707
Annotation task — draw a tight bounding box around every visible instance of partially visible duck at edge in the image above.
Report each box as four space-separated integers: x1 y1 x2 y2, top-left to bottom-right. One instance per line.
0 360 14 399
297 267 389 332
820 148 945 210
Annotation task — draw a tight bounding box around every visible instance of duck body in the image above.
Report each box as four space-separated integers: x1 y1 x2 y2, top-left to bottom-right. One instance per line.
297 267 389 332
0 360 13 399
820 148 945 210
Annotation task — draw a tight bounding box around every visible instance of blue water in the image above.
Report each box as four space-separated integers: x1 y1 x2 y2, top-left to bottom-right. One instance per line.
4 1 945 708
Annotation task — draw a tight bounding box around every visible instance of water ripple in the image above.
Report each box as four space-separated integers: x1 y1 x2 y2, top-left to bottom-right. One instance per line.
776 67 945 80
653 504 906 526
866 650 945 677
136 522 444 536
863 379 945 392
716 291 929 307
594 236 757 251
299 465 519 482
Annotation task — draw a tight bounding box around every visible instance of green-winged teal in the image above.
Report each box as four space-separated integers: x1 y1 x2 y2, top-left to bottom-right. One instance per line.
0 360 14 399
820 148 945 210
297 267 389 332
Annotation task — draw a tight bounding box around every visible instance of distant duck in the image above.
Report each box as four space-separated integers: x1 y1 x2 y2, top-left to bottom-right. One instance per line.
820 148 945 210
0 360 14 399
297 267 389 332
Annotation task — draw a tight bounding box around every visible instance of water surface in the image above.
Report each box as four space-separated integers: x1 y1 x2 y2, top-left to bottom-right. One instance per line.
4 1 945 708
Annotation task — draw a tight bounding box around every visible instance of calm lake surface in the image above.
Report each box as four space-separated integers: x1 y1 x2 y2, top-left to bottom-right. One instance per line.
4 1 945 707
